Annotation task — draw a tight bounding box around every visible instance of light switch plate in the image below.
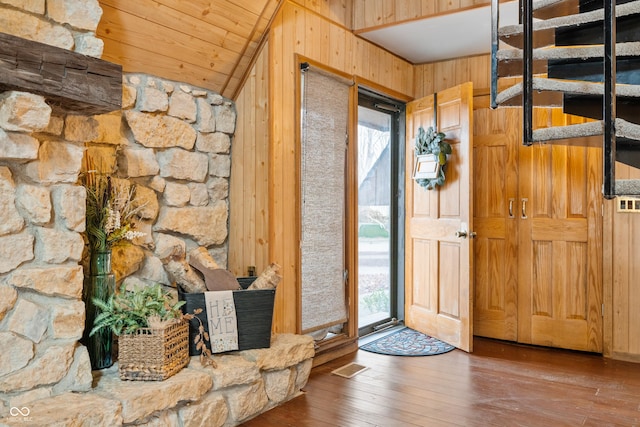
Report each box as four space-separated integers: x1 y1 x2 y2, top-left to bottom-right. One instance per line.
617 197 640 213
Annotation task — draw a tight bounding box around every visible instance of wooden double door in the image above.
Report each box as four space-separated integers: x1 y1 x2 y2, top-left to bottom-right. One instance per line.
473 107 603 353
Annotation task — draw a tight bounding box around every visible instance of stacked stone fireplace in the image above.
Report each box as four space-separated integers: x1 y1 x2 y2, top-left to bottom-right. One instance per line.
0 1 313 426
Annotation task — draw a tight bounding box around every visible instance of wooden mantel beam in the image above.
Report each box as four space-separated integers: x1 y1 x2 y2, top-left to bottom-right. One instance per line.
0 32 122 116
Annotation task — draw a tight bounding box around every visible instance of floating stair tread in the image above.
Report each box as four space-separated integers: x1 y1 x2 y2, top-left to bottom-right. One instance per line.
616 118 640 140
615 180 640 195
531 0 581 20
499 1 640 37
531 118 640 142
532 121 603 142
495 78 640 105
497 41 640 61
533 0 565 9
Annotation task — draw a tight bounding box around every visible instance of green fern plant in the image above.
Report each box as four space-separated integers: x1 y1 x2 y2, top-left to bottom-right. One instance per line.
89 283 185 336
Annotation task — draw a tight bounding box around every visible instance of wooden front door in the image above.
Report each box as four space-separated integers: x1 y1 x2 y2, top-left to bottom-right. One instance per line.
404 83 474 352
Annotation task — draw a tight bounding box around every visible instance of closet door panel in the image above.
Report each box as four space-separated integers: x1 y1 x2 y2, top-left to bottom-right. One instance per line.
472 108 519 341
518 110 603 353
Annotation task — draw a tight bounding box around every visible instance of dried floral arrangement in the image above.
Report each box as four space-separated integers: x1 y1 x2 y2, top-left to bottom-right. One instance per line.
183 308 217 368
82 156 145 252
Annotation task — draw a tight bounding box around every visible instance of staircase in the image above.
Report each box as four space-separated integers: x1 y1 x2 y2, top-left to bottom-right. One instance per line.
491 0 640 198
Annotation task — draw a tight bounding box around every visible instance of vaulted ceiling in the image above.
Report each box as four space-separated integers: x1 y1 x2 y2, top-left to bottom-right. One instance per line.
97 0 280 99
96 0 496 100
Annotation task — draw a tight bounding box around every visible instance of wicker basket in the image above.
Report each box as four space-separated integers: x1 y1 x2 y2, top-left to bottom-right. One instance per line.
118 320 189 381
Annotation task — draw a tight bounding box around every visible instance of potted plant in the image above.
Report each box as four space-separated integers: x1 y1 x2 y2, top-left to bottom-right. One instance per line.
90 283 190 381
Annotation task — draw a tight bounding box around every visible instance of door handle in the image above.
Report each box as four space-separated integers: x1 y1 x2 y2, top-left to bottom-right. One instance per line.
508 198 515 218
456 221 475 239
521 198 528 219
455 230 477 239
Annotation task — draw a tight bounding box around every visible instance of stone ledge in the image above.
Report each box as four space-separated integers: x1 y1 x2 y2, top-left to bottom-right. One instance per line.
0 333 314 427
0 392 122 426
94 368 213 424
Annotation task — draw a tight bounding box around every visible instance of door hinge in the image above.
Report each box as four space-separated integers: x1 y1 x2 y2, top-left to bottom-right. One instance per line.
602 303 605 317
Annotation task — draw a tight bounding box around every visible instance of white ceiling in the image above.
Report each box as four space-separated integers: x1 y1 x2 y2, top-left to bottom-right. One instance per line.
358 2 520 64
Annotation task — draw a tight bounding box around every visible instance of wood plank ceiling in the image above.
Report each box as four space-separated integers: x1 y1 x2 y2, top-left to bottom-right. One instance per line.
97 0 280 99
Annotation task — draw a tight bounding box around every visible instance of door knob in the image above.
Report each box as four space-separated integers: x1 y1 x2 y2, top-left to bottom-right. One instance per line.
455 230 477 239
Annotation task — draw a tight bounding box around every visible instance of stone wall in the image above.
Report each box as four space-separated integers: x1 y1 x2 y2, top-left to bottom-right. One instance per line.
0 0 105 415
0 0 252 419
0 90 92 413
0 0 104 57
83 73 235 284
0 71 238 413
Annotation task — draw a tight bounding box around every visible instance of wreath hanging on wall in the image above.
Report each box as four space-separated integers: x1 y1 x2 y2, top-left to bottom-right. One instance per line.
413 126 452 190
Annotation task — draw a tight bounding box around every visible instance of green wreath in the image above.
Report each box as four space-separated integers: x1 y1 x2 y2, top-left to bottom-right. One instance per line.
414 126 452 190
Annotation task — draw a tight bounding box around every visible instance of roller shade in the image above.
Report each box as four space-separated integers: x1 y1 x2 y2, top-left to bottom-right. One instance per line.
300 65 352 333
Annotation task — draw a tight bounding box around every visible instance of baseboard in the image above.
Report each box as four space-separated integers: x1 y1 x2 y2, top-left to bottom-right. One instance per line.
312 338 358 367
609 351 640 364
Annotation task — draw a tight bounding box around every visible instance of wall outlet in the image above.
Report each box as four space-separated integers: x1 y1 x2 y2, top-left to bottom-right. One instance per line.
617 197 640 213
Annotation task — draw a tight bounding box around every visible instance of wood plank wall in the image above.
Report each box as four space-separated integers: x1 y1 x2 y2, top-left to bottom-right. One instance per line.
352 0 491 31
606 163 640 361
414 54 492 100
293 0 352 29
229 42 270 279
231 0 413 334
269 0 413 333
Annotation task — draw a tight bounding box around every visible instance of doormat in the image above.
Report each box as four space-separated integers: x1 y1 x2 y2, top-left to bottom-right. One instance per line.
331 362 369 378
359 327 455 356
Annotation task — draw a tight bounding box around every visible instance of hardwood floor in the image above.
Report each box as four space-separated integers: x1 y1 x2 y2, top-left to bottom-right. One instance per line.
241 337 640 426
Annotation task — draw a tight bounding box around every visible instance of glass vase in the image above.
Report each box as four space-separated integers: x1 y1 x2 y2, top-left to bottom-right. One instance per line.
81 250 115 370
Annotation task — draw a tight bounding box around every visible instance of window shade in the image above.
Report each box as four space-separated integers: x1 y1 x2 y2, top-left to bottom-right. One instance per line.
300 66 352 333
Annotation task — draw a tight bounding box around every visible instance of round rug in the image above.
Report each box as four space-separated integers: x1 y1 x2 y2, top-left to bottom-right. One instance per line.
360 327 455 356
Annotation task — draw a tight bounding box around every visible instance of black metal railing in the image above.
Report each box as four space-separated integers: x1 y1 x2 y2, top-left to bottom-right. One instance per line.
523 0 534 146
604 0 617 198
490 0 499 109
